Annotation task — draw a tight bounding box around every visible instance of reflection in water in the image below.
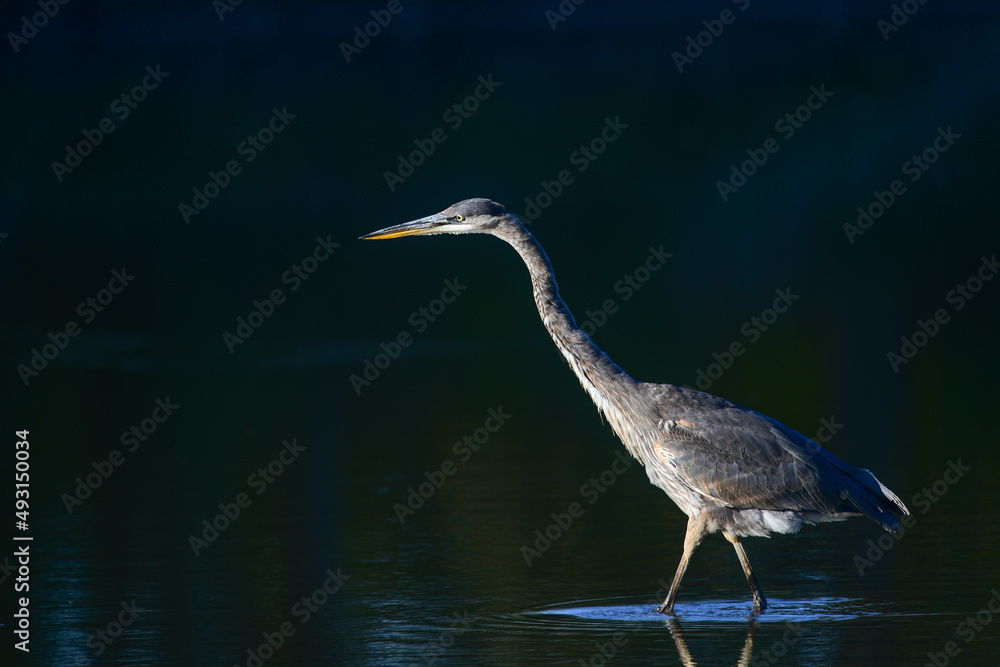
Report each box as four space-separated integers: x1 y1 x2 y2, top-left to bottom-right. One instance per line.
666 616 757 667
531 596 895 665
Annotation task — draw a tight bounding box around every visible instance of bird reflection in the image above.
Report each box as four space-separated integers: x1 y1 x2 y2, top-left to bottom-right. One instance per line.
665 615 758 667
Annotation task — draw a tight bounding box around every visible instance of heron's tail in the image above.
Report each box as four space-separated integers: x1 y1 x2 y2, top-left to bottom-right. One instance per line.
843 468 909 532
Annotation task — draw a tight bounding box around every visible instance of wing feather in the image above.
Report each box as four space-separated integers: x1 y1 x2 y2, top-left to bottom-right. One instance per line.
644 383 908 531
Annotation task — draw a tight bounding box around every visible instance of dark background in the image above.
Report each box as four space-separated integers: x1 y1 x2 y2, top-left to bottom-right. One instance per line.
2 1 999 665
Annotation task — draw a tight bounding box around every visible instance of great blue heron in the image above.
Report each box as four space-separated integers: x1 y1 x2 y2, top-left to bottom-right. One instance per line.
361 198 909 614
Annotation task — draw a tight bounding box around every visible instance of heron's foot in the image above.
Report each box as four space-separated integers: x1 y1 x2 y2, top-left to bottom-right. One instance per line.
655 599 676 615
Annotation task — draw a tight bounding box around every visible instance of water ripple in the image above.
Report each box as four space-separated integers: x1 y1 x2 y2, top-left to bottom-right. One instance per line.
523 595 910 625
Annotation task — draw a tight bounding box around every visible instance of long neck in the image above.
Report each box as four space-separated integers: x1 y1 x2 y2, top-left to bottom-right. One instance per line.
496 222 641 424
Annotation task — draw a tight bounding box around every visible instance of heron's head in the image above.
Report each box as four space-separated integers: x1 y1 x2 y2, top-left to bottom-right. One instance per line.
360 198 518 241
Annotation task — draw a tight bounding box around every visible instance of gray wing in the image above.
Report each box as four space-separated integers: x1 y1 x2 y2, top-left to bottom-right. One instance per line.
648 385 908 530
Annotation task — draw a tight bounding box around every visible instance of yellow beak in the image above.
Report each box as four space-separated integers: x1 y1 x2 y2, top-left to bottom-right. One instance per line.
360 214 447 240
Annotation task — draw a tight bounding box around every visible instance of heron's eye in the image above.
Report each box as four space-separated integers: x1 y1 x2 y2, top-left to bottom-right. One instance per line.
454 214 464 222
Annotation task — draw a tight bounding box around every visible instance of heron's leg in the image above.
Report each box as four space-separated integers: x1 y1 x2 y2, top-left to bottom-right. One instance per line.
656 514 709 615
723 531 768 614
